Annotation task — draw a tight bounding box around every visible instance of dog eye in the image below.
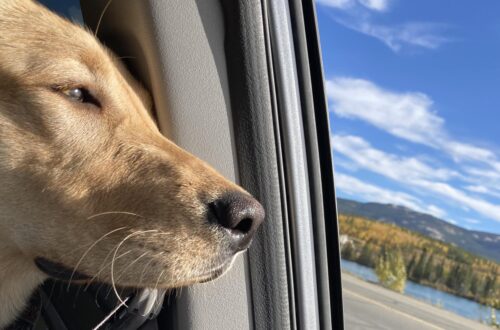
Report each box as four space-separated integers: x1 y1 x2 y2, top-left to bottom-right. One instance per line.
65 88 83 100
62 87 101 108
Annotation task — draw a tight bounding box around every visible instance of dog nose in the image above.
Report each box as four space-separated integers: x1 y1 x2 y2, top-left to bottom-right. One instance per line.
210 192 265 251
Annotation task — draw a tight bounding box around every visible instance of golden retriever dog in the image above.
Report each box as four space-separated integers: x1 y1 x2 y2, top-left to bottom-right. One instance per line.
0 0 264 327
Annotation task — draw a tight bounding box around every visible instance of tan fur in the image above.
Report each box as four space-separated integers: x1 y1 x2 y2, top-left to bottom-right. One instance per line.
0 0 250 326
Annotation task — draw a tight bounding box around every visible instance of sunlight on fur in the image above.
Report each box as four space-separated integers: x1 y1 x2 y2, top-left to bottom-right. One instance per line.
0 0 264 327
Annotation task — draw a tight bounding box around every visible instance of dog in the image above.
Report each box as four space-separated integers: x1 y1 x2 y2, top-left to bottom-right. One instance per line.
0 0 264 327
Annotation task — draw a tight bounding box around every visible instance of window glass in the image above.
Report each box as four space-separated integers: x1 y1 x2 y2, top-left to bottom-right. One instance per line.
316 0 500 328
38 0 83 25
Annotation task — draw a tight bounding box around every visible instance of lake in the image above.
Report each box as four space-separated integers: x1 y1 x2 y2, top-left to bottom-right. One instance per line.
341 259 498 323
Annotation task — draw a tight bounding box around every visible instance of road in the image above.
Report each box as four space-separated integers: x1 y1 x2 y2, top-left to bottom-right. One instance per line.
342 273 491 330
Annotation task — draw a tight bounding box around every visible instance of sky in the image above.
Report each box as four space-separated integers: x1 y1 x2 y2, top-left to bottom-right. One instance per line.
315 0 500 234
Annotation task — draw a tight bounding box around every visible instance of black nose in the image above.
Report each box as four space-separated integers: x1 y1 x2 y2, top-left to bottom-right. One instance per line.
210 192 265 252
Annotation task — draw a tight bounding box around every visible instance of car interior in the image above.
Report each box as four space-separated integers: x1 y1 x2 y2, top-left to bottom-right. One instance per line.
30 0 344 329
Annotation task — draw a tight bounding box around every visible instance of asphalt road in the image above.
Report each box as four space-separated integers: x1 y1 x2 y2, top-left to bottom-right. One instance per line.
342 273 491 330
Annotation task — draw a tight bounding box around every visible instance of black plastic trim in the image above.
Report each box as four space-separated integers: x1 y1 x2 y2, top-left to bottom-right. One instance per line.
300 0 345 328
287 0 333 328
219 0 292 329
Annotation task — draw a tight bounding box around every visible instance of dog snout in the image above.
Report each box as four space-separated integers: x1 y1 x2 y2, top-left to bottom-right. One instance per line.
209 192 265 252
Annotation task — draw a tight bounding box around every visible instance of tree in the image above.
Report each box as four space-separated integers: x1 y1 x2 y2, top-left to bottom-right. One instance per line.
470 274 479 298
422 254 435 281
446 265 460 291
412 250 428 280
357 241 375 267
406 254 417 276
341 242 355 260
483 276 497 298
375 247 407 293
456 266 472 296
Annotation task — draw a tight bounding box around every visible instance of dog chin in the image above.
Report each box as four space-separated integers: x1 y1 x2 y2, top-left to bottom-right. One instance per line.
34 257 92 281
34 255 235 288
197 258 234 283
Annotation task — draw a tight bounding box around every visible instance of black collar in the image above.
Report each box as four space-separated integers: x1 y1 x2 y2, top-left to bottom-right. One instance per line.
6 290 44 330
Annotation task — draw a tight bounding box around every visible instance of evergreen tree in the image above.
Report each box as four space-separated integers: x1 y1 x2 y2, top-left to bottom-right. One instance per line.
406 254 417 278
357 241 375 267
470 274 479 298
422 254 435 281
446 265 460 291
341 243 355 260
413 250 428 281
483 276 497 298
434 261 444 284
456 266 472 296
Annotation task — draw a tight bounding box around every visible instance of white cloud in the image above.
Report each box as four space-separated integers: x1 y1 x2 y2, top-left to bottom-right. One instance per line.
463 167 500 183
445 141 496 163
327 77 498 165
316 0 353 9
316 0 450 52
335 172 420 207
332 134 500 223
464 185 500 199
411 179 500 223
427 205 448 219
443 218 458 225
333 134 458 182
316 0 389 11
335 172 446 218
358 0 390 11
327 78 444 146
464 218 481 225
337 20 450 52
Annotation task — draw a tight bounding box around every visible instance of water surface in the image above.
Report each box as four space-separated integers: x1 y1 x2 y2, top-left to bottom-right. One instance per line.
341 259 498 323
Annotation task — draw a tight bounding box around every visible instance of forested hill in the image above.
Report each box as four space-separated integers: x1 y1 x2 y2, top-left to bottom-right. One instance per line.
337 198 500 263
338 214 500 308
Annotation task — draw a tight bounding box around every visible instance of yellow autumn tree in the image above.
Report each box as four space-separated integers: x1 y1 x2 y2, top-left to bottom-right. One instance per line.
375 248 407 293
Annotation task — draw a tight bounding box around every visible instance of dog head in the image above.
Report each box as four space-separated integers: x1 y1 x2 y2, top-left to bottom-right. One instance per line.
0 0 264 289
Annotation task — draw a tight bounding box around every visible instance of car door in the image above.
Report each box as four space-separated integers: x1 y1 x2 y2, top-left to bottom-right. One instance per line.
37 0 345 329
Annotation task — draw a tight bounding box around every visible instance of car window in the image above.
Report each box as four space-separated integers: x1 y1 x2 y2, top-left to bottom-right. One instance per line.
38 0 83 25
316 0 500 328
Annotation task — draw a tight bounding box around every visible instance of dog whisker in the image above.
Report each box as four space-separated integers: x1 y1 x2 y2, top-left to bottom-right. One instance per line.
110 230 158 306
0 2 264 325
87 212 144 220
94 0 114 37
114 251 149 284
154 270 165 292
67 226 128 290
74 246 134 304
83 249 134 292
93 247 136 304
139 252 164 287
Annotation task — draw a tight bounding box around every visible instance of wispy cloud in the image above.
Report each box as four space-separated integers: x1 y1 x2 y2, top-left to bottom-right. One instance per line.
317 0 390 11
464 185 500 199
333 134 458 182
326 77 497 165
316 0 353 10
316 0 451 52
358 0 390 12
336 20 451 52
335 172 446 218
428 205 448 220
327 78 443 146
464 218 481 225
332 134 500 223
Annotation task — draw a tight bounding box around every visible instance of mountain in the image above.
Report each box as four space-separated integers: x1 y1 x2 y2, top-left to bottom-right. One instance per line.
337 198 500 263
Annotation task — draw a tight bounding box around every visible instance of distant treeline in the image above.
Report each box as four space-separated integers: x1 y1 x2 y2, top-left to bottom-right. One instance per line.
339 214 500 309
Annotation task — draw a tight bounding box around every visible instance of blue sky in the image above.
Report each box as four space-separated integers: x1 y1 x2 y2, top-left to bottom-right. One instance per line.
316 0 500 234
